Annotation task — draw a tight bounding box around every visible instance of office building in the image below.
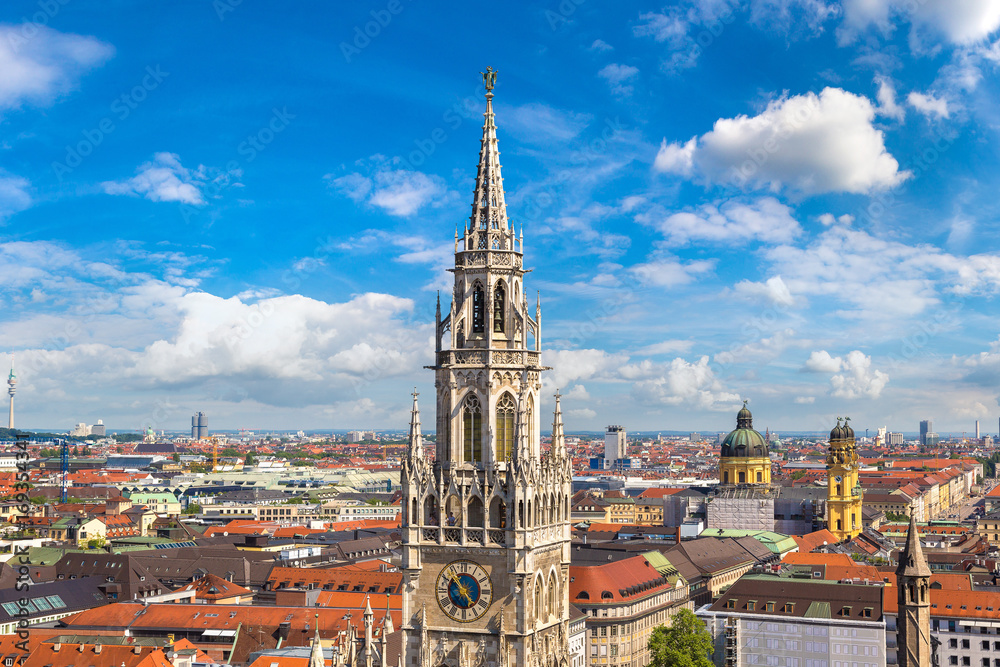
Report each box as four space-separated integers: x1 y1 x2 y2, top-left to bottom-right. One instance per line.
919 420 932 446
605 425 626 462
191 411 207 440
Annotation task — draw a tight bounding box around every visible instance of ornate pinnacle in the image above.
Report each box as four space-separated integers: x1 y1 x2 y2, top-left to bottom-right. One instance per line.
482 66 497 94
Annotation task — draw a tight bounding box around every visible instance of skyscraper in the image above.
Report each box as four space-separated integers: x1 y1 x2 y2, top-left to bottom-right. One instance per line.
604 425 626 462
399 68 571 665
919 419 932 445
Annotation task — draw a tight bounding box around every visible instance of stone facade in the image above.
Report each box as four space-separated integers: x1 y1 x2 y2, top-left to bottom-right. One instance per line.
399 69 573 667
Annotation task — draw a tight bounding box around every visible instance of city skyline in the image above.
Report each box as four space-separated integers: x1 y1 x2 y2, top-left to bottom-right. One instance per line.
3 3 1000 432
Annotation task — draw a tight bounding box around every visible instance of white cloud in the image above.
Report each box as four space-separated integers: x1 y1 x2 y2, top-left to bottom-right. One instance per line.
801 350 888 398
907 91 950 119
830 350 889 398
802 350 843 373
598 63 639 96
546 349 629 389
103 153 206 205
839 0 1000 47
625 356 741 410
327 158 449 217
635 340 695 356
0 172 31 223
589 39 614 51
747 0 840 37
651 197 801 245
655 87 909 195
794 395 816 404
875 77 905 120
0 24 113 110
502 103 592 143
733 275 795 306
630 256 715 287
817 213 853 226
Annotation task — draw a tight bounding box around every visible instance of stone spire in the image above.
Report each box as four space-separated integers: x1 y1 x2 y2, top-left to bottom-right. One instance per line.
464 66 517 254
407 389 423 460
363 595 374 667
308 615 324 667
897 512 931 578
550 390 565 460
897 512 932 667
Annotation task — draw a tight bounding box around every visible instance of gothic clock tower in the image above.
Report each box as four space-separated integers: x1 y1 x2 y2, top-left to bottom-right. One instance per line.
826 417 863 541
399 68 573 667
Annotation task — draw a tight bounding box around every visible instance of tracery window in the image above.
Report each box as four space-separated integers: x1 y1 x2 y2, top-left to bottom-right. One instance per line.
463 394 483 463
493 282 505 333
496 393 515 461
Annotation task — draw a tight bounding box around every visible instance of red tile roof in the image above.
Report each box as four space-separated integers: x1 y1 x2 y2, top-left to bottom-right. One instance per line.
569 554 674 605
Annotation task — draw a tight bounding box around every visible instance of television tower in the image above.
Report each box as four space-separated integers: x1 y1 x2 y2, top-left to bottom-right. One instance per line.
6 357 14 430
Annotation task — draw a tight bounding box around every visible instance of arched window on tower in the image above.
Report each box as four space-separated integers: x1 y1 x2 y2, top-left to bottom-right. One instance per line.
496 393 515 461
756 471 762 483
493 282 505 333
472 284 485 334
738 472 746 484
463 394 483 463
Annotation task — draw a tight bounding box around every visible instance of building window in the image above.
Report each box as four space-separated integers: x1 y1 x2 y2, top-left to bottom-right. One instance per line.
472 284 485 333
493 282 505 334
766 602 775 612
747 601 756 611
496 393 515 461
462 394 483 463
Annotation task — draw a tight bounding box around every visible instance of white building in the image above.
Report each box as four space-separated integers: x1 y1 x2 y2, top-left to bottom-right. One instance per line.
605 425 626 462
699 571 887 667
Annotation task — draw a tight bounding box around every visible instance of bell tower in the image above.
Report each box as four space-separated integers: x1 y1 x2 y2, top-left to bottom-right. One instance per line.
399 68 573 667
896 513 932 667
826 417 863 541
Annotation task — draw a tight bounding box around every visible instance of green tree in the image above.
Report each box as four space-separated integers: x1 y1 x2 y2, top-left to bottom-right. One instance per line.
183 502 202 515
172 453 180 463
244 453 256 466
87 537 107 550
647 608 714 667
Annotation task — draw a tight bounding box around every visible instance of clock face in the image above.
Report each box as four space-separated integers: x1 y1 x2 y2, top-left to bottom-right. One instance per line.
834 475 843 482
435 559 493 623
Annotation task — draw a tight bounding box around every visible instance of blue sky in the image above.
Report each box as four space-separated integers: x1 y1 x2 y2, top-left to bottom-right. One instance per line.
3 1 1000 435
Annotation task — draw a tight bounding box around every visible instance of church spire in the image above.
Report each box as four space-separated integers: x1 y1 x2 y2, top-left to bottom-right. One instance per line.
550 390 565 460
308 615 324 667
897 512 931 578
407 389 423 460
465 66 515 253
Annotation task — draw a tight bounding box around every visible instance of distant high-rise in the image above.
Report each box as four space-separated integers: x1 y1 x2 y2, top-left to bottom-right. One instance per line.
90 420 105 437
605 425 626 461
6 358 14 430
919 419 932 445
976 420 981 440
191 411 207 440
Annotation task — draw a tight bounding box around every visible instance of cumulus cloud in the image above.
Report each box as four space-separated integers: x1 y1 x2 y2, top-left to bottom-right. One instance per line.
103 153 206 205
802 350 843 373
327 157 449 217
598 63 639 96
0 172 31 223
589 39 614 51
838 0 1000 47
874 77 905 120
0 24 113 110
801 350 888 397
733 275 795 306
794 395 816 404
624 356 741 410
830 350 889 398
650 197 801 245
654 87 909 195
907 91 950 119
546 349 629 389
817 213 853 226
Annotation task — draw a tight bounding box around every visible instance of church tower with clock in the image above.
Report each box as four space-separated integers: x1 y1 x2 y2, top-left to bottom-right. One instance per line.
826 417 863 542
399 68 573 667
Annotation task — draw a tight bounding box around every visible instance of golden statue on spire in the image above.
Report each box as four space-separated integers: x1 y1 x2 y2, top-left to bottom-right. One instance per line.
482 66 497 93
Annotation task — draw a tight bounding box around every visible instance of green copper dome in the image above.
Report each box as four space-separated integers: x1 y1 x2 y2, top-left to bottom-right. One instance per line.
720 403 769 458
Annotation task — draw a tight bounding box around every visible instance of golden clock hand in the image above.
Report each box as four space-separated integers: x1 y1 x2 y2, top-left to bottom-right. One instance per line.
448 573 474 605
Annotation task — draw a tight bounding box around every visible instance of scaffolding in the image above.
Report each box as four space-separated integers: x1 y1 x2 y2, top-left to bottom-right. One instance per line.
724 616 740 667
